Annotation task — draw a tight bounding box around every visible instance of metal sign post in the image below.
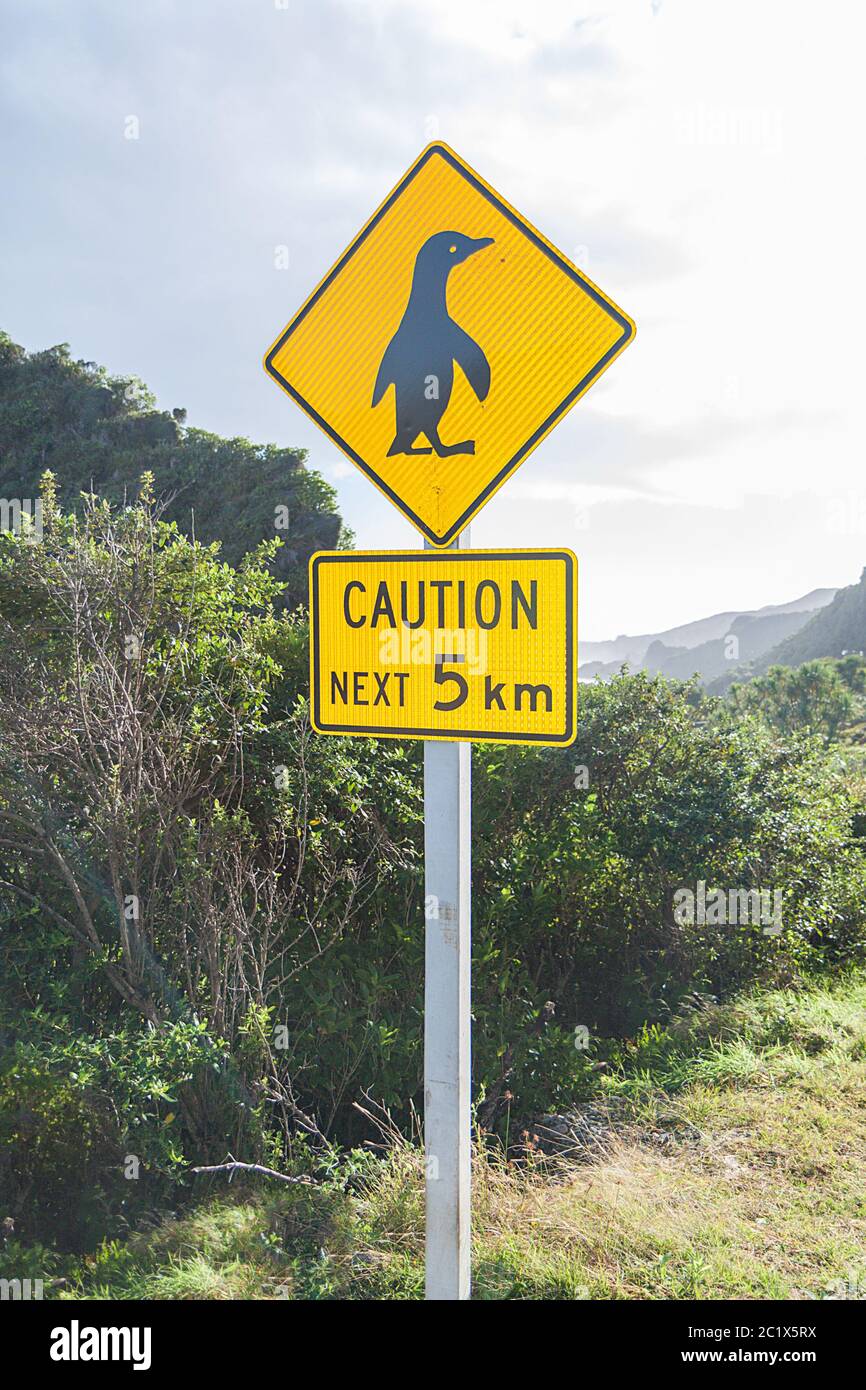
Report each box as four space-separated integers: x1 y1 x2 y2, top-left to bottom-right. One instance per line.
423 533 471 1300
265 142 633 1304
424 737 472 1298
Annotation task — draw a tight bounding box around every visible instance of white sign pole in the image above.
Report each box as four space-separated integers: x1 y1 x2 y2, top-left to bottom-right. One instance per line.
424 529 472 1301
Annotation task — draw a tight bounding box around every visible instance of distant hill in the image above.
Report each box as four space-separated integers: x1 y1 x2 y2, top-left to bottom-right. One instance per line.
0 332 347 608
580 589 837 684
752 568 866 673
580 611 743 669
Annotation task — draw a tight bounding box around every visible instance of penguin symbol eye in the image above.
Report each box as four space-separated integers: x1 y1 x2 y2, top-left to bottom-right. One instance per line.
449 244 457 253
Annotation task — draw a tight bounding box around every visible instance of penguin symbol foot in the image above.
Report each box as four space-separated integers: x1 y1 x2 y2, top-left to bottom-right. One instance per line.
386 437 433 457
434 439 476 457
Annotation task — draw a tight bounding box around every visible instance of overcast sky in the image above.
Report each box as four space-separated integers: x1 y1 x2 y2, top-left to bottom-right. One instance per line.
2 0 864 639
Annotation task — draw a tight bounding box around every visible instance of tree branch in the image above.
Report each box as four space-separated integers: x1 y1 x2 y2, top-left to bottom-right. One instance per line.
189 1157 312 1186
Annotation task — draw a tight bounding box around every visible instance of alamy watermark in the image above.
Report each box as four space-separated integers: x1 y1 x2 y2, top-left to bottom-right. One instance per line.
378 625 488 674
50 1321 151 1370
1 1276 44 1300
675 105 783 154
673 880 783 936
0 498 43 542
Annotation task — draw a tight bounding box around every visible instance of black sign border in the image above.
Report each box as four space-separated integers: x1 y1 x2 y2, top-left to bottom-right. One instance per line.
310 548 576 745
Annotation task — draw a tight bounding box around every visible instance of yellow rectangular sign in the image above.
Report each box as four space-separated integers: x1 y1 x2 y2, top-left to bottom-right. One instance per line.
266 144 633 547
309 549 577 745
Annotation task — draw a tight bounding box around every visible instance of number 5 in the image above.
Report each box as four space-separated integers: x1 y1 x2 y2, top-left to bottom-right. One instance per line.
433 662 468 712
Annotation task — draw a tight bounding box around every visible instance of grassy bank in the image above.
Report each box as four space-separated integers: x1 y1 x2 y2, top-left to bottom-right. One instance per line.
13 973 866 1301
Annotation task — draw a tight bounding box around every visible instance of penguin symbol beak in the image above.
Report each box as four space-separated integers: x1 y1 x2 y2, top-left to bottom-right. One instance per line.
470 237 494 253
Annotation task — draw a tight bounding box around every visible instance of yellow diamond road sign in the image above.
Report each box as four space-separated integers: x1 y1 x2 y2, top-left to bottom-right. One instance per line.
265 144 634 547
309 549 577 745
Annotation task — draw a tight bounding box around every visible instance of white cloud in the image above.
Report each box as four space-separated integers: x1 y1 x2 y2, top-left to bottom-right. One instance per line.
1 0 864 638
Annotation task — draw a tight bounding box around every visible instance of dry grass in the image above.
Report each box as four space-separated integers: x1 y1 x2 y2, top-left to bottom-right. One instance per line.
57 974 866 1300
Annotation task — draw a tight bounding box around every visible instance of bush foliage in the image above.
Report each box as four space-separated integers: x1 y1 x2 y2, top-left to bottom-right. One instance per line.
0 332 348 608
1 480 865 1247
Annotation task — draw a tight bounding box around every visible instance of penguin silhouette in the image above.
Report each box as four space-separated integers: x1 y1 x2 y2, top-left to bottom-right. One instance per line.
372 230 494 457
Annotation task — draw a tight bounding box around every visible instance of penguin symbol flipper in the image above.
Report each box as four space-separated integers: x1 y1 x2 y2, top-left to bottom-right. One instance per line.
372 336 397 408
450 323 491 402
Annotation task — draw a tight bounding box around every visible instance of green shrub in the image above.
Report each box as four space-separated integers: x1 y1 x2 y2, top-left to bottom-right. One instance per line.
1 484 865 1252
0 1055 122 1248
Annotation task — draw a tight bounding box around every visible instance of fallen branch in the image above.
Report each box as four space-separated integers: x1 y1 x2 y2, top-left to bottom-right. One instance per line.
190 1157 312 1186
